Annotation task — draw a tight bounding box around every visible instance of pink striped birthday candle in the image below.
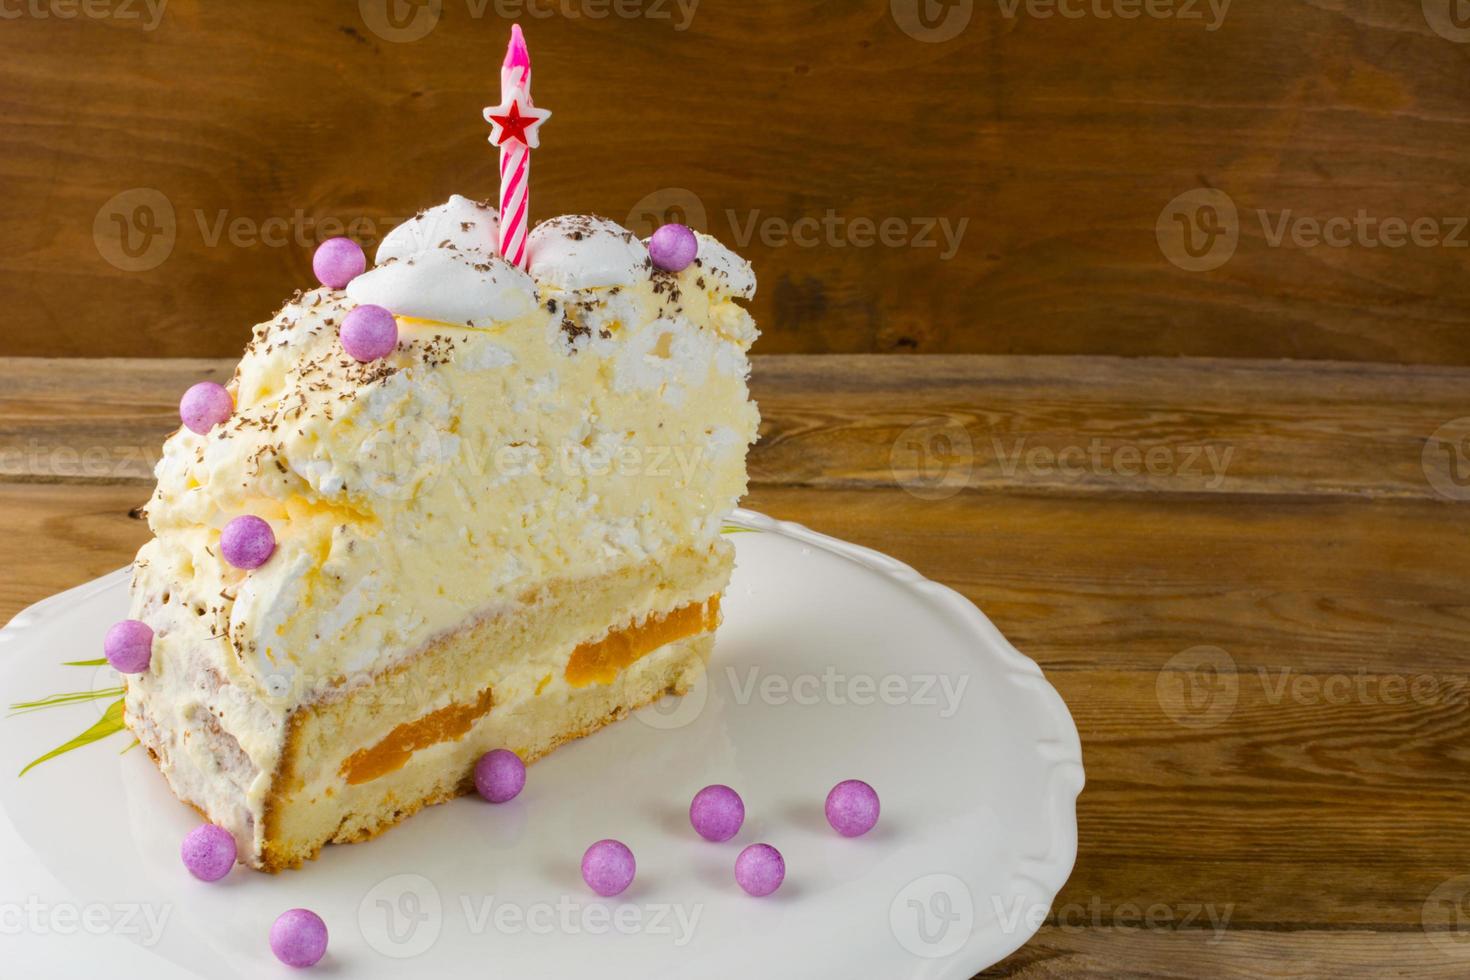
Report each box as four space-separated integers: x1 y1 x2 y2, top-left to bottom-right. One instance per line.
485 25 551 269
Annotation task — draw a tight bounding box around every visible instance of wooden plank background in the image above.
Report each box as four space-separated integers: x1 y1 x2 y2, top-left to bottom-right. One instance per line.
5 0 1470 361
4 354 1470 975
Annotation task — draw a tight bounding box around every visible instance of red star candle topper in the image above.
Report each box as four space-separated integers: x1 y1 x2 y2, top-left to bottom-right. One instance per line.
484 25 550 269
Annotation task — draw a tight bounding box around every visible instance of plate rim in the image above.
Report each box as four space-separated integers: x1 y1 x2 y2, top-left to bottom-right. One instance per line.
725 507 1084 974
1 508 1084 977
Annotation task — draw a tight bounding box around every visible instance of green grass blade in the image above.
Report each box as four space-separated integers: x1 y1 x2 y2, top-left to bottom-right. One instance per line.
10 687 126 715
62 659 108 667
19 699 127 776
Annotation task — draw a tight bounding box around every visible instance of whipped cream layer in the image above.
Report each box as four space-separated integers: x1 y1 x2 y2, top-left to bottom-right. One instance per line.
131 203 759 738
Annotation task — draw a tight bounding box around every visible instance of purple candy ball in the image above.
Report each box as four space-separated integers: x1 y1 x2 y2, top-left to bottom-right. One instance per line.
689 784 745 842
103 619 153 674
734 843 785 897
474 749 526 803
220 515 275 570
581 839 636 897
180 823 237 882
648 223 698 273
825 779 880 838
312 236 366 289
340 304 399 362
179 382 233 435
270 908 328 969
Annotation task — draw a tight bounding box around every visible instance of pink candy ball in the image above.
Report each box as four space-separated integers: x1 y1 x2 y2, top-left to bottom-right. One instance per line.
825 779 880 838
179 382 233 435
734 843 785 897
581 839 636 897
103 619 153 674
689 784 745 842
312 236 365 289
270 908 328 968
648 223 698 273
474 749 526 803
220 515 275 570
180 823 237 882
340 304 398 362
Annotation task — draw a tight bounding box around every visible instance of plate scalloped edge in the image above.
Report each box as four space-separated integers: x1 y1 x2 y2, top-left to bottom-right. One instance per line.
0 568 132 643
0 512 1083 976
726 507 1085 973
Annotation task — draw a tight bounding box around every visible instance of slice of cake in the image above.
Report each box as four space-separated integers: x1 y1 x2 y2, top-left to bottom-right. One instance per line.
123 195 759 870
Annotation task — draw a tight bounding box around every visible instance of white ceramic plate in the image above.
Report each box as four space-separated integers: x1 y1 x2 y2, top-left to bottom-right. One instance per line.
0 509 1082 979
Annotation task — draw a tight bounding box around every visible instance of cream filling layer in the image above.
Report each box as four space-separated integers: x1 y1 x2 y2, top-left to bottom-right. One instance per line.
139 284 757 702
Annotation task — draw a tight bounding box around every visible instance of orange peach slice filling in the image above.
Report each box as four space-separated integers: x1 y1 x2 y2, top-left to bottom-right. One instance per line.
340 687 496 786
337 596 720 785
565 596 720 688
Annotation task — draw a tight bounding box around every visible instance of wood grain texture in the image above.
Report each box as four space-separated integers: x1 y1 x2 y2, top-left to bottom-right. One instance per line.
6 354 1470 500
6 2 1470 361
981 929 1470 979
3 355 1469 976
